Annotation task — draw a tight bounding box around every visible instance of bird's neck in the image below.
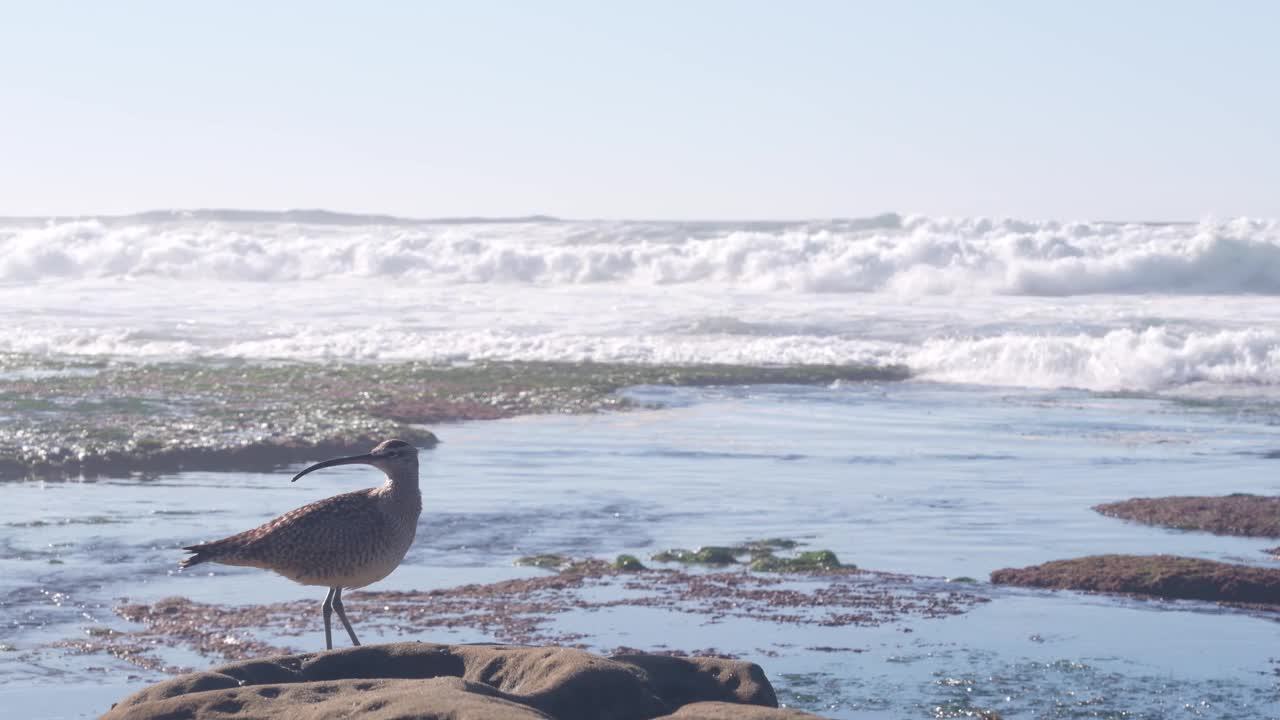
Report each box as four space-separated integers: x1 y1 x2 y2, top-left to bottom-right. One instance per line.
383 465 423 513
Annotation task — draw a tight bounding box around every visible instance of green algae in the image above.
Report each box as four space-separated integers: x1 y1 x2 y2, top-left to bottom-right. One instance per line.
747 550 849 572
613 554 646 572
651 546 740 565
515 555 619 575
649 549 687 563
515 540 851 576
514 554 570 570
562 559 615 575
740 537 800 551
649 539 854 573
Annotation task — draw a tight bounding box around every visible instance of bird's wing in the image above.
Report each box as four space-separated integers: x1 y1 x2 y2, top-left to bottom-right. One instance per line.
183 489 384 572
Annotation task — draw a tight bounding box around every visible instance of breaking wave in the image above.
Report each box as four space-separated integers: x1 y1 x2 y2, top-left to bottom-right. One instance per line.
2 322 1277 393
3 214 1279 295
4 211 1280 394
910 327 1280 391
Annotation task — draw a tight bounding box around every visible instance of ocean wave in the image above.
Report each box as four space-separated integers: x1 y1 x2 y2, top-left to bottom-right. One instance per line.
1 323 1276 393
3 215 1279 295
909 327 1280 391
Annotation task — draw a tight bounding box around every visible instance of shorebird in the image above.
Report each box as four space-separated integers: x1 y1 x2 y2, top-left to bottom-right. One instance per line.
180 439 422 650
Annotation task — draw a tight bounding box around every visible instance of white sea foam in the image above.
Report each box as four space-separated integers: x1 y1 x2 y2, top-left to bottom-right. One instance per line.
909 328 1280 391
3 215 1279 294
1 312 1277 393
3 213 1279 393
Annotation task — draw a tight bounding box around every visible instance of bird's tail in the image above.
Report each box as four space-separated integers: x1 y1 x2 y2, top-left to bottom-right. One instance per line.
180 543 218 568
179 547 211 569
180 537 246 569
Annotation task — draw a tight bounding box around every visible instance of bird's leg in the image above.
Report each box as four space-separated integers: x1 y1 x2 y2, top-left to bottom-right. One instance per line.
322 587 336 651
332 587 361 646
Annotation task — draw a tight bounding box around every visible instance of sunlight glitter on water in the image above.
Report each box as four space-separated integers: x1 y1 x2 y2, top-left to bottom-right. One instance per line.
2 382 1280 718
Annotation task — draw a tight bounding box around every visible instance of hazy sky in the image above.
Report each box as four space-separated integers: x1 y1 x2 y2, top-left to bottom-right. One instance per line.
2 1 1277 220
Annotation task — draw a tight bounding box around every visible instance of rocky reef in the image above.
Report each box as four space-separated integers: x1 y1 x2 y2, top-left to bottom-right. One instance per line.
1093 494 1280 538
990 554 1280 606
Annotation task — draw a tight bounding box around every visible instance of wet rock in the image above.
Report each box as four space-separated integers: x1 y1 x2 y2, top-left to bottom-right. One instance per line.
100 643 826 720
1094 494 1280 538
991 554 1280 604
737 538 800 552
654 701 824 719
650 543 853 574
614 554 647 571
652 547 740 566
748 550 848 573
515 554 572 569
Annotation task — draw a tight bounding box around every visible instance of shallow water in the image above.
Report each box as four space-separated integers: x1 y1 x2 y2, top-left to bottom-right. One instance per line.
2 381 1279 718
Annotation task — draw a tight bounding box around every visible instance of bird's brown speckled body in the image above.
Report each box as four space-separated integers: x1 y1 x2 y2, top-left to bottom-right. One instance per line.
181 438 423 649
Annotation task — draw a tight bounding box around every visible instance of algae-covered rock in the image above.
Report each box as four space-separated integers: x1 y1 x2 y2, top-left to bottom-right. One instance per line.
748 550 848 573
515 554 571 569
736 538 801 553
1094 494 1280 538
614 554 647 572
651 542 852 574
651 547 740 566
991 554 1280 604
562 559 615 575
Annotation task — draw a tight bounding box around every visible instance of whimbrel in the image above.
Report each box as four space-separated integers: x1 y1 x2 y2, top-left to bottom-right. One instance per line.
180 439 422 649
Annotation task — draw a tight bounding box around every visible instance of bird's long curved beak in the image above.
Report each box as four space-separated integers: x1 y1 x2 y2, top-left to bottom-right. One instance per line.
291 452 378 482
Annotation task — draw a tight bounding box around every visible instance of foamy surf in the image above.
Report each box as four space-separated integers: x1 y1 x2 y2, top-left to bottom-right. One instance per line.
3 213 1278 294
3 212 1279 394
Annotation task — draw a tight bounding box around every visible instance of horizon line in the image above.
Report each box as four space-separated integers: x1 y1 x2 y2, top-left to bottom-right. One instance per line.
0 207 1210 227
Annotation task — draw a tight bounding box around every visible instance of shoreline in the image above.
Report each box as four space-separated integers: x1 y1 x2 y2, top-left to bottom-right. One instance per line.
0 356 906 479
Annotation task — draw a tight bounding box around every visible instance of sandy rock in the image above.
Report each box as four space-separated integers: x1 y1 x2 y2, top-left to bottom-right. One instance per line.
610 653 776 708
101 643 825 720
655 701 824 719
105 677 549 720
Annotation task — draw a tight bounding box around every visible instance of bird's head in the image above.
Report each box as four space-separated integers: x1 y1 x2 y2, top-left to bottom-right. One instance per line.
291 438 420 482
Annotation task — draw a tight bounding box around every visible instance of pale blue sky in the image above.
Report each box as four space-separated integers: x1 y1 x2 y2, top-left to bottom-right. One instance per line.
2 1 1276 220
